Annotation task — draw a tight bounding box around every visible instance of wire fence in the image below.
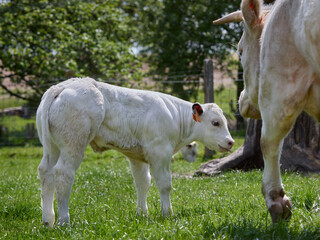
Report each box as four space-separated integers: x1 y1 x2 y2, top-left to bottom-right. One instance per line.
0 69 245 147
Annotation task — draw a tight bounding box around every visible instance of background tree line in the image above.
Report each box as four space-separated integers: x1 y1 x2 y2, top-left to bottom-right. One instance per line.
0 0 241 105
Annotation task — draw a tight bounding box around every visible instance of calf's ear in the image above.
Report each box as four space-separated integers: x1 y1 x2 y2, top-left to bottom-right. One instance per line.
241 0 262 28
192 103 203 122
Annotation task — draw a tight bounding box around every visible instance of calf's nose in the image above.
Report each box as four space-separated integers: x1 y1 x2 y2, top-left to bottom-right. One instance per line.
228 139 234 148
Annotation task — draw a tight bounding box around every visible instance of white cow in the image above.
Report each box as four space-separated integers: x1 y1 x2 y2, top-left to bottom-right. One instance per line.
181 141 198 162
36 77 234 226
214 0 320 222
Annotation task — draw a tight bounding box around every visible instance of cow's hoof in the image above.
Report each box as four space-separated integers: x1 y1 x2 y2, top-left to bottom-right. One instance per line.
268 189 292 223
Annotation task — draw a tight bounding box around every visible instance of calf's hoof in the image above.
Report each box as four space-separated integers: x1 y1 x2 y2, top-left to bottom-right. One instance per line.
136 207 148 217
42 214 55 227
161 206 174 218
43 221 54 228
268 189 292 223
57 216 70 227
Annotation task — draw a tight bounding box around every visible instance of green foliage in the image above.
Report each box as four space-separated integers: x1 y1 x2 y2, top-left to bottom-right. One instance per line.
0 0 242 104
0 0 143 104
1 146 320 239
136 0 242 100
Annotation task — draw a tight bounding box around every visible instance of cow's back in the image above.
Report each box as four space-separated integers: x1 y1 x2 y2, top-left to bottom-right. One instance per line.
45 78 106 150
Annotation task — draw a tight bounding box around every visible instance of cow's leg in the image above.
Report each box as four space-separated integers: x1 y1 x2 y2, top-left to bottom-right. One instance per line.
129 159 151 215
38 145 60 227
260 109 300 222
54 149 85 226
149 156 173 217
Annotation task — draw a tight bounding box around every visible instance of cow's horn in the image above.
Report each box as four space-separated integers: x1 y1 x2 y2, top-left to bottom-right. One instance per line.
213 11 243 24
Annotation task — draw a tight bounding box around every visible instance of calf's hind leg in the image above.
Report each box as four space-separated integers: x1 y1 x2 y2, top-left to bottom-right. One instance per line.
38 145 60 227
54 149 85 226
49 115 94 226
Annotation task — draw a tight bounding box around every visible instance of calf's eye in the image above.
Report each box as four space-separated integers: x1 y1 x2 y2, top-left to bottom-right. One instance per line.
212 121 220 127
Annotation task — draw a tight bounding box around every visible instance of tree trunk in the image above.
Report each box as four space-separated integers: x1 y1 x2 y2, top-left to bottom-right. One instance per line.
195 112 320 175
281 113 320 172
235 62 245 130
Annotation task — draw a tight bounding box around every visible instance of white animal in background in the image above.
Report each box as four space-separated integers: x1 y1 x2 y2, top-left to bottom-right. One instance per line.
181 141 198 162
36 77 234 227
214 0 320 222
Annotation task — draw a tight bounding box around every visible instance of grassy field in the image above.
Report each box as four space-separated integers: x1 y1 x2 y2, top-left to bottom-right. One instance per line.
1 84 319 239
1 145 320 239
0 92 26 110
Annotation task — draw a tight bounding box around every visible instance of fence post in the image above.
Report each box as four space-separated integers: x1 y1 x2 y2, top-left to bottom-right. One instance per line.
203 59 215 158
26 123 35 140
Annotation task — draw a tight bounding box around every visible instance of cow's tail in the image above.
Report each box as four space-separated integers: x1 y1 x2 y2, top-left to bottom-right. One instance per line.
36 85 64 153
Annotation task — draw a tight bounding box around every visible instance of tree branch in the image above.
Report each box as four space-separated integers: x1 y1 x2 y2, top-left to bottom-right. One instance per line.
0 82 33 102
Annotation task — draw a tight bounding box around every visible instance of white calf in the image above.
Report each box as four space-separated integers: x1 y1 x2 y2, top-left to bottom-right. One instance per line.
36 77 234 226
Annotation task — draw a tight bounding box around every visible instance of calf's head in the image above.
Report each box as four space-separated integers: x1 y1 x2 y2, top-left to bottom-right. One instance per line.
213 0 271 119
181 141 198 162
192 103 234 152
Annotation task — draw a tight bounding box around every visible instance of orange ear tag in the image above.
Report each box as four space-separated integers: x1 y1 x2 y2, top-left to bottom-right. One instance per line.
192 111 201 122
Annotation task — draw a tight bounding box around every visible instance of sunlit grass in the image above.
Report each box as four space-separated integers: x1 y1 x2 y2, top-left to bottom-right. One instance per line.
0 146 319 239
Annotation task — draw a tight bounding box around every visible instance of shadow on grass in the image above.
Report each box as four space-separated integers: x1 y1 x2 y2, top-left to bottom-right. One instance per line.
201 218 320 240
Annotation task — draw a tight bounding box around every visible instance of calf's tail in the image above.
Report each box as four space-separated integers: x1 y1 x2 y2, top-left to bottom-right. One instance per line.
36 85 64 152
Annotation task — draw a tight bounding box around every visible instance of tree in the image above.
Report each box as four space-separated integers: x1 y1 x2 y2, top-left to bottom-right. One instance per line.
0 0 243 103
135 0 242 100
0 0 142 104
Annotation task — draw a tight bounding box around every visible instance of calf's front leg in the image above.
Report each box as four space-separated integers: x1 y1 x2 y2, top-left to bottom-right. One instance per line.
129 159 151 215
149 158 173 217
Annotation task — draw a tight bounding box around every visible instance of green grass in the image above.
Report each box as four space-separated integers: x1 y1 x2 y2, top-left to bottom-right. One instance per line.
0 115 36 131
0 115 39 146
1 146 320 239
0 95 26 110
